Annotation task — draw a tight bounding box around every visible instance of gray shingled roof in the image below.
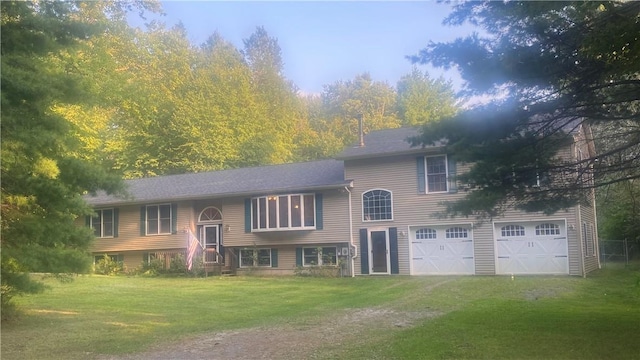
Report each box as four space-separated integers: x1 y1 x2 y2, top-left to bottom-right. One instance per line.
87 159 349 206
336 127 442 160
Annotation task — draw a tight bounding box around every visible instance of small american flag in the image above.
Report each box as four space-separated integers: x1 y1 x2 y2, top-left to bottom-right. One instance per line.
186 229 201 271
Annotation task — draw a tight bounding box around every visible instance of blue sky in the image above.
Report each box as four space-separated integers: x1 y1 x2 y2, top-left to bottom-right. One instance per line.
133 1 479 94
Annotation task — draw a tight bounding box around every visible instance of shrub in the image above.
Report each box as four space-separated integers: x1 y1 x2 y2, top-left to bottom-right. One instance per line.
294 265 340 277
93 255 123 275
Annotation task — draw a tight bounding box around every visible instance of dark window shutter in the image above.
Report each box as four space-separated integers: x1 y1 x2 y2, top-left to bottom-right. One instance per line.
360 229 369 275
244 199 251 233
295 247 302 267
417 156 425 194
271 249 278 267
447 156 457 193
140 207 146 236
142 252 149 264
219 229 225 264
113 208 119 238
389 227 399 274
315 193 323 230
85 215 91 228
171 203 178 234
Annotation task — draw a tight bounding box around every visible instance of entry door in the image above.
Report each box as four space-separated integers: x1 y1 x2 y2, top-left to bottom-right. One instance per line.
202 225 219 263
370 230 389 274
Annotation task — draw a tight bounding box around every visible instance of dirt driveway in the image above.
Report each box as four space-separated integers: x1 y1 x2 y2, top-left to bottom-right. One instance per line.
99 280 452 360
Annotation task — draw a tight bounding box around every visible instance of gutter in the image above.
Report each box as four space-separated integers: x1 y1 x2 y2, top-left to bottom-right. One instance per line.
345 186 357 277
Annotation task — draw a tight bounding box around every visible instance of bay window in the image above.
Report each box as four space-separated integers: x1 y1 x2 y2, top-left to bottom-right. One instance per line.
251 194 315 231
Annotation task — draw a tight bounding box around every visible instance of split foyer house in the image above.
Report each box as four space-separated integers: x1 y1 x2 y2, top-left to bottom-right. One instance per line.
85 126 600 276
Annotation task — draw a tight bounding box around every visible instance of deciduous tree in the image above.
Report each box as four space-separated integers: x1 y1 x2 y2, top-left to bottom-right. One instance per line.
322 73 400 145
396 67 458 126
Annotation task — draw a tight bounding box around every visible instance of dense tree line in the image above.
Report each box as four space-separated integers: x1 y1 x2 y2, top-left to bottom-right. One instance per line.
54 12 459 178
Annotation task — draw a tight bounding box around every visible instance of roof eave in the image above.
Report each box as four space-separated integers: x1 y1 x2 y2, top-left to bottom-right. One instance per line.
336 148 440 161
86 180 354 207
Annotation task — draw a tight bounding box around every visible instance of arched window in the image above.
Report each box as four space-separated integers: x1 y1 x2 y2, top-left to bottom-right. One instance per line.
362 189 392 221
199 207 222 222
445 227 468 239
501 225 525 237
535 223 560 236
415 228 437 240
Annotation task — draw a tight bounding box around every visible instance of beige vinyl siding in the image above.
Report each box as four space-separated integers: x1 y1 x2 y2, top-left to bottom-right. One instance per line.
345 151 586 276
91 202 191 253
578 204 600 274
222 190 351 248
346 155 470 275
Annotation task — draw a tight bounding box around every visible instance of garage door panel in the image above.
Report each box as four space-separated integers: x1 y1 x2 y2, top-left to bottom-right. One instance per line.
411 225 474 275
495 221 568 275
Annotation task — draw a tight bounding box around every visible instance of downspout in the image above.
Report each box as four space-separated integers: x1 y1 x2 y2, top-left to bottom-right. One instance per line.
345 186 357 277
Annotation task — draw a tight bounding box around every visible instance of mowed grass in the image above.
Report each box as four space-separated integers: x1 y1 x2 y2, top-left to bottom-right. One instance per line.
2 263 639 360
334 263 640 360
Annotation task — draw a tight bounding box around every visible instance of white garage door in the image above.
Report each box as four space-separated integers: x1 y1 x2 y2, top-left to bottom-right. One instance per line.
495 221 568 275
411 225 474 275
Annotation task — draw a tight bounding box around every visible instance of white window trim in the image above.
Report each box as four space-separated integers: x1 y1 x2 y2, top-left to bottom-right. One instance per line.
415 228 437 240
425 155 449 193
302 246 338 267
239 248 272 267
198 206 223 223
445 227 469 239
91 208 115 238
501 225 526 237
251 194 316 232
535 223 560 236
362 188 394 222
146 203 172 236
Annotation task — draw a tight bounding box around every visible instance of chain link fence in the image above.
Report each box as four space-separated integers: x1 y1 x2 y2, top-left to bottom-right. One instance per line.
599 239 639 267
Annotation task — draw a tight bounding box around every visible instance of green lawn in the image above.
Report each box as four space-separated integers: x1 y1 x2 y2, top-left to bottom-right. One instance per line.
2 264 639 359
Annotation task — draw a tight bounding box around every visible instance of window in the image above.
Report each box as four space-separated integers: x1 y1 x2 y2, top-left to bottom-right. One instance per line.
147 204 172 235
426 155 448 193
239 249 272 267
362 189 392 221
199 207 222 222
501 225 525 237
251 194 315 231
445 227 468 239
415 228 437 239
535 223 560 236
303 247 337 266
91 209 114 238
583 223 596 257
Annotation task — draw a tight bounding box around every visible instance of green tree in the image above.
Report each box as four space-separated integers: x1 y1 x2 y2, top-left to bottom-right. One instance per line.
396 67 458 126
294 94 345 161
242 26 302 165
410 1 640 217
1 1 126 314
322 73 400 146
171 33 260 170
598 180 640 245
